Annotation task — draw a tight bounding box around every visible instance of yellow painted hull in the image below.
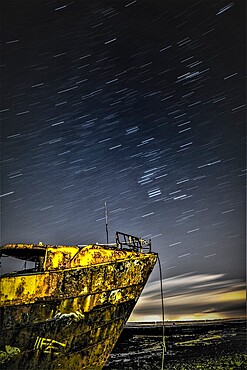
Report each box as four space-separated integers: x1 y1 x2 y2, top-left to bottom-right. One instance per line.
0 246 157 369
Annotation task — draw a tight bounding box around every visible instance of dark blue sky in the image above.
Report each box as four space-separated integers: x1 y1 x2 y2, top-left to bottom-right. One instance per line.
1 0 246 320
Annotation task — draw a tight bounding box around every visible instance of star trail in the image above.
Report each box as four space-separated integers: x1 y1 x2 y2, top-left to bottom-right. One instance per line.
1 0 246 320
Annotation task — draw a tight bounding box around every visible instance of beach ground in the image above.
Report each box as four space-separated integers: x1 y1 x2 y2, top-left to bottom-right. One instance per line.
104 319 246 369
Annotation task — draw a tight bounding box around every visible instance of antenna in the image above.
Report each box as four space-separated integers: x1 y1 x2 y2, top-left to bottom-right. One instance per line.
104 201 109 244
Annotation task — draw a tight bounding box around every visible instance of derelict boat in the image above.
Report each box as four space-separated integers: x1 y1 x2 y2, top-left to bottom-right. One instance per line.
0 231 157 369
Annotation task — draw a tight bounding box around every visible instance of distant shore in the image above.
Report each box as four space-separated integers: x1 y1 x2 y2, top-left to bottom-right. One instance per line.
124 317 246 330
123 317 246 335
126 317 246 327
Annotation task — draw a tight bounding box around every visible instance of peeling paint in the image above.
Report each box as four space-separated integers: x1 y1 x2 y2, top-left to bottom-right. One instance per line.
0 232 157 369
0 345 21 364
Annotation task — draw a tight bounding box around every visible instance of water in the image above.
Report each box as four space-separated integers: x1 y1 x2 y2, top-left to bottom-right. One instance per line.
104 320 246 369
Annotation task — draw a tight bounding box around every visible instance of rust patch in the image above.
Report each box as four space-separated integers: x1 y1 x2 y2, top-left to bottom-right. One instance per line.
0 238 157 369
15 283 25 297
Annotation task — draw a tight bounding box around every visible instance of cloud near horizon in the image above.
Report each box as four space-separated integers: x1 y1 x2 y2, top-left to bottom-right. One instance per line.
130 272 246 321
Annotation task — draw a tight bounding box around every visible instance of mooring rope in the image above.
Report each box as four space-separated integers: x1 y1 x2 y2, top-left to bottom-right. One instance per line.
157 254 166 370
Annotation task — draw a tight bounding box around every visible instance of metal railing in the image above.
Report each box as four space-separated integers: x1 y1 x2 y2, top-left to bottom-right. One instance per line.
115 231 151 253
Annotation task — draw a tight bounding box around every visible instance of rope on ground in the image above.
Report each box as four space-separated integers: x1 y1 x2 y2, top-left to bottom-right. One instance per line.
157 254 166 370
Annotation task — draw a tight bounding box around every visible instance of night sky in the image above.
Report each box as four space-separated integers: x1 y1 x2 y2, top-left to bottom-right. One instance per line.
1 1 246 321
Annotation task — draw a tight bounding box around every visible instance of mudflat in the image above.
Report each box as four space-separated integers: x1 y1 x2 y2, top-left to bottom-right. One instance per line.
105 319 246 369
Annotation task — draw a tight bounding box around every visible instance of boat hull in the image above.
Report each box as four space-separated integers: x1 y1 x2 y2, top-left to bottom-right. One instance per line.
0 253 157 369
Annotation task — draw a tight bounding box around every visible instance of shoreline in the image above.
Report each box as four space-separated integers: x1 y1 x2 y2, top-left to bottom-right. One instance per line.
126 317 246 326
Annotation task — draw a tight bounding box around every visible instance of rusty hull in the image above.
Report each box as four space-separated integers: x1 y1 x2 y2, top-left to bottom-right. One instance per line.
0 243 157 369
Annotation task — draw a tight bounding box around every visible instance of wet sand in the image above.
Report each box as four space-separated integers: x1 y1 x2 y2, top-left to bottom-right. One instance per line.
104 319 246 369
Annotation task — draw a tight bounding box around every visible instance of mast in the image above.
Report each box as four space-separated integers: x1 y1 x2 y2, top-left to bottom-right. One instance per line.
104 201 109 244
